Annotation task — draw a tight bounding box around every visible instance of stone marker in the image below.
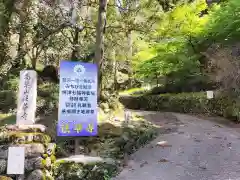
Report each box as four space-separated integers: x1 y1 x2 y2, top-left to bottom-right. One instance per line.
16 70 37 125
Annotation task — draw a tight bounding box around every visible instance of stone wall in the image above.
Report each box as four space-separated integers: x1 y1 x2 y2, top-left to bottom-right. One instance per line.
0 124 56 180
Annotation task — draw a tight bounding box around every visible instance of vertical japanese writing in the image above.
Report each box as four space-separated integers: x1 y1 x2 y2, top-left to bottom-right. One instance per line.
17 70 37 125
21 73 31 120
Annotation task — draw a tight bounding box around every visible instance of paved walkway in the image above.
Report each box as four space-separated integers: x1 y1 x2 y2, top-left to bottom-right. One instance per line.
113 112 240 180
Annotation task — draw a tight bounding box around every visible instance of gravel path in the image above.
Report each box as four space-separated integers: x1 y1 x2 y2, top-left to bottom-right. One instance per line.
113 112 240 180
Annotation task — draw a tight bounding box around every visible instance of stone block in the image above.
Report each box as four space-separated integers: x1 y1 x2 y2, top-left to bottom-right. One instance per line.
8 132 51 144
25 144 45 157
0 176 13 180
16 144 45 158
0 159 7 174
5 124 46 133
26 169 44 180
25 156 52 171
0 143 45 160
0 145 9 159
27 169 53 180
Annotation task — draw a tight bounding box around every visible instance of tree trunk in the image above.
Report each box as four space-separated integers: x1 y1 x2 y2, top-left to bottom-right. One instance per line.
94 0 108 101
71 28 79 61
70 0 89 61
112 50 118 91
127 30 133 88
125 0 138 88
0 0 16 68
31 46 43 69
17 0 31 68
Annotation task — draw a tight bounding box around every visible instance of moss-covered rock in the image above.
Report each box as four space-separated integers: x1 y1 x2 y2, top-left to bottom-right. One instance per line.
98 123 123 137
0 176 13 180
26 169 45 180
7 132 51 144
5 124 46 133
18 143 45 158
0 125 49 145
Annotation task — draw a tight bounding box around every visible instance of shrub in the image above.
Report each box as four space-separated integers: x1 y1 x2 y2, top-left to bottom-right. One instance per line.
119 87 148 96
148 77 219 95
0 91 16 113
119 92 240 121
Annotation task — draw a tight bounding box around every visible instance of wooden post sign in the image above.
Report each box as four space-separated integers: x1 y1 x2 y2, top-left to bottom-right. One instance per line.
16 70 37 125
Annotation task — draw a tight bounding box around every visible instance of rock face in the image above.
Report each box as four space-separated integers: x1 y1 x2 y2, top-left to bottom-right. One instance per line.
0 124 56 179
26 169 45 180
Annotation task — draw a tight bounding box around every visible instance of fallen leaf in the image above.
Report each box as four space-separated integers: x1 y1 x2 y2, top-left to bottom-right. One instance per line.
213 125 222 128
194 139 201 142
158 159 169 163
175 163 182 166
140 161 148 167
213 136 222 139
199 166 207 170
178 131 184 134
156 141 172 147
199 162 207 170
148 145 154 149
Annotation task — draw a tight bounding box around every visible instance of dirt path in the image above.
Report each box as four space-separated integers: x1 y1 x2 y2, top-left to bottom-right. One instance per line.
113 111 240 180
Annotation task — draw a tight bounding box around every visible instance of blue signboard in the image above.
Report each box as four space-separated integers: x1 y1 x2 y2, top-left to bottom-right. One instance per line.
57 61 98 136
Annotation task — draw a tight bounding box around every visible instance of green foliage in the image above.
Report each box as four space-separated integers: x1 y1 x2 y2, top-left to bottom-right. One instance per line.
134 0 207 84
120 92 240 121
155 0 208 38
0 90 16 113
200 0 240 45
37 82 59 115
53 161 118 180
54 115 157 179
148 75 217 95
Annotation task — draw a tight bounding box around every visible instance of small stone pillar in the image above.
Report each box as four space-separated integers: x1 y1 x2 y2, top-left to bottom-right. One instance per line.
0 124 56 180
